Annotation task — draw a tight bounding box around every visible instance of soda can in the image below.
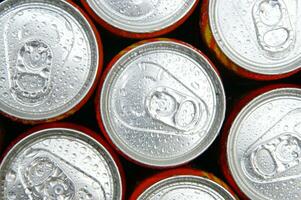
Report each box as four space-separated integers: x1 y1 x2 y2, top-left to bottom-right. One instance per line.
81 0 199 39
0 123 124 200
221 85 301 199
130 168 237 200
0 0 103 124
200 0 301 80
96 38 226 168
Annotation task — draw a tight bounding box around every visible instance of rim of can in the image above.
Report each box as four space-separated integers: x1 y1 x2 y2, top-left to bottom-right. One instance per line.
0 122 125 200
0 0 103 123
208 0 301 76
130 168 236 200
97 38 226 168
80 0 199 39
226 86 301 199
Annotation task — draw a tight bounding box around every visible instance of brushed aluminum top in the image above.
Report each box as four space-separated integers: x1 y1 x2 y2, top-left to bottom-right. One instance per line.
100 40 225 167
209 0 301 75
137 175 235 200
227 87 301 200
0 128 122 200
0 0 99 121
86 0 197 33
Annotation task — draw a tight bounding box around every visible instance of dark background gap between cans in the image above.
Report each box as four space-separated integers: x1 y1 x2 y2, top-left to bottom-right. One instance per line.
0 0 300 198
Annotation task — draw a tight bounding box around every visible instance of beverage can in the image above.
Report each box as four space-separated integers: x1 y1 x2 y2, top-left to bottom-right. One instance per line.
130 168 237 200
221 85 301 199
81 0 199 38
97 38 226 168
0 0 103 124
0 123 124 199
200 0 301 80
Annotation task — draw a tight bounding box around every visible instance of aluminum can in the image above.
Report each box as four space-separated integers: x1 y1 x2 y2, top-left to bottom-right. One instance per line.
200 0 301 80
0 0 103 124
221 85 301 199
0 123 124 200
96 38 226 168
81 0 199 39
130 168 237 200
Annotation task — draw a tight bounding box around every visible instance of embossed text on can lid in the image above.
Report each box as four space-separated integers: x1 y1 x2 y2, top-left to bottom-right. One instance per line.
137 175 235 200
0 127 122 200
100 39 226 167
227 87 301 200
85 0 197 34
0 0 99 121
209 0 301 75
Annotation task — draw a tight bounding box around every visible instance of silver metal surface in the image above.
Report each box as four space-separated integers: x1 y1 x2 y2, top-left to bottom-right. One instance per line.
100 40 225 167
0 128 122 200
86 0 197 33
227 88 301 200
209 0 301 75
137 175 235 200
0 0 99 121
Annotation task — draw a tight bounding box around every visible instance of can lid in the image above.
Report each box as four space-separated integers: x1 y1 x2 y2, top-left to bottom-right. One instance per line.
0 0 99 121
227 87 301 199
137 175 235 200
209 0 301 75
86 0 197 34
0 127 122 200
100 39 226 167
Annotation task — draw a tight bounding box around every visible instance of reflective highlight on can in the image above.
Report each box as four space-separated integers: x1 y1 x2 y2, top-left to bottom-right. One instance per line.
0 0 102 123
0 124 123 200
97 38 226 168
225 86 301 199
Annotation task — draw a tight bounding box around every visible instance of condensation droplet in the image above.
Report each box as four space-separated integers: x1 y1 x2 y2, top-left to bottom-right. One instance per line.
6 170 16 182
73 56 82 62
191 81 200 90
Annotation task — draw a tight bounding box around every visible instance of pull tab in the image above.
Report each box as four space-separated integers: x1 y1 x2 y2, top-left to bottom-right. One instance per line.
4 9 75 106
252 0 296 59
242 108 301 183
146 87 204 132
251 134 301 179
114 61 210 136
18 149 106 200
22 156 76 199
11 40 52 105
